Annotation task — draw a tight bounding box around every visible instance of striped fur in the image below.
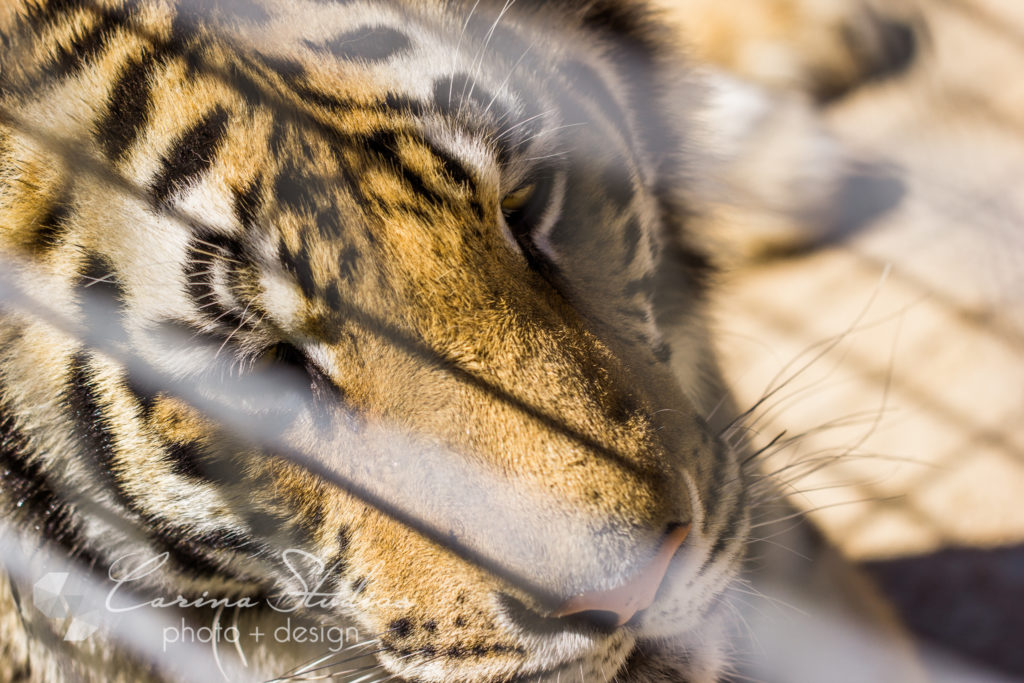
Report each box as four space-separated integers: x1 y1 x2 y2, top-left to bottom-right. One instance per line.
0 0 916 681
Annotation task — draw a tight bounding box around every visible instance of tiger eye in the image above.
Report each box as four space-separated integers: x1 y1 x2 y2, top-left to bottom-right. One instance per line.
500 183 536 213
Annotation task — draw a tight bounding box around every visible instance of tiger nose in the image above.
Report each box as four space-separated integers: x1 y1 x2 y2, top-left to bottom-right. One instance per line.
551 524 691 627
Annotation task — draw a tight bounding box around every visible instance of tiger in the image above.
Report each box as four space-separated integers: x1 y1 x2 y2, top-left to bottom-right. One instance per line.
0 0 922 681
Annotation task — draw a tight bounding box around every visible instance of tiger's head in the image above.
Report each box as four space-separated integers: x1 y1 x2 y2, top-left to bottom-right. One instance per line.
1 0 749 679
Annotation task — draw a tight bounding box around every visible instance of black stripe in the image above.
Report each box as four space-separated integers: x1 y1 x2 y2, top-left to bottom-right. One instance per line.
290 82 350 111
254 51 306 83
298 498 325 538
314 209 345 241
122 372 160 418
704 490 748 567
23 0 88 29
608 390 642 425
621 217 642 266
363 131 448 208
704 440 733 515
705 518 743 567
656 212 715 297
274 165 331 213
581 2 668 174
46 3 135 83
223 60 270 107
77 252 127 301
171 418 250 487
547 173 585 252
370 196 433 223
95 51 156 162
196 229 246 261
149 530 227 576
324 282 344 315
322 133 374 207
232 179 264 230
64 351 136 508
493 116 539 165
336 244 360 281
383 92 427 118
653 341 671 364
50 19 112 80
246 510 290 539
424 141 474 188
322 26 411 63
433 73 509 126
432 74 467 118
623 273 656 300
31 189 74 251
150 107 230 207
603 164 634 212
194 528 262 555
0 403 84 554
162 439 209 479
336 525 350 557
278 239 318 299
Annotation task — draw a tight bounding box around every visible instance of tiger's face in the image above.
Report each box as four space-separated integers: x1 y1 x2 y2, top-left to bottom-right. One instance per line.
0 0 749 680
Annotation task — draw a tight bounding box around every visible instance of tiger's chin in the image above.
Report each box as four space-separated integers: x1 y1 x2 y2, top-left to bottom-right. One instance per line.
453 631 726 683
616 627 730 683
466 593 732 683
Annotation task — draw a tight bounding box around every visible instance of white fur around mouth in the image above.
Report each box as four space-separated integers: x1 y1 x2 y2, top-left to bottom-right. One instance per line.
514 633 636 683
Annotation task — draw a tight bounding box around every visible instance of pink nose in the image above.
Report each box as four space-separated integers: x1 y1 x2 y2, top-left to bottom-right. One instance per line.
551 524 690 626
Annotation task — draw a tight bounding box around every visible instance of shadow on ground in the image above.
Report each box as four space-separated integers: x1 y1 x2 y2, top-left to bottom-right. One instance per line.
865 544 1024 679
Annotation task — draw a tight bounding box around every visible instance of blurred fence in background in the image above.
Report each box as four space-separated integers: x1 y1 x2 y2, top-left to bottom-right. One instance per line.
685 0 1024 679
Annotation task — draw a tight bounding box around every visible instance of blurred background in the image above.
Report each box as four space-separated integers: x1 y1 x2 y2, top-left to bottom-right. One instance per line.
656 0 1024 680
